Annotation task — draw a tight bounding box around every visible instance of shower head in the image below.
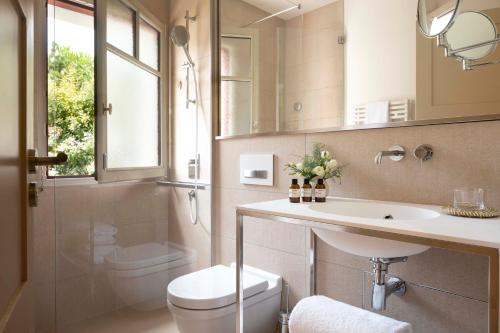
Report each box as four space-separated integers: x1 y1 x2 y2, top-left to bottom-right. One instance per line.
170 25 195 67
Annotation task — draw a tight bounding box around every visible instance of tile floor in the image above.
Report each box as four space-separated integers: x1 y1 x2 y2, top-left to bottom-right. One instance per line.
62 307 179 333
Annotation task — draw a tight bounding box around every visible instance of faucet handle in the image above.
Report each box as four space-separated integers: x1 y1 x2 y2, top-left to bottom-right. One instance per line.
413 144 433 162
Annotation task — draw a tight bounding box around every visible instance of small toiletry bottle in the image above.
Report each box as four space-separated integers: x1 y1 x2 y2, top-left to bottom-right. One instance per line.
314 179 327 202
301 179 312 202
289 179 300 203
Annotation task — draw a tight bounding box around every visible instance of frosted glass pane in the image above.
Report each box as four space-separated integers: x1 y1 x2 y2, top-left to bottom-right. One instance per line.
107 51 159 168
139 18 159 70
221 37 252 78
107 0 134 55
220 80 252 136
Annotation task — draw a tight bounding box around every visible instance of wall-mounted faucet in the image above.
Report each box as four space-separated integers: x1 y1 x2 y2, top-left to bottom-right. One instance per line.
413 144 433 163
374 145 406 165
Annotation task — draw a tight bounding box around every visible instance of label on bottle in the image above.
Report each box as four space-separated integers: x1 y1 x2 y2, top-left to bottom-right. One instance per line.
315 189 327 198
301 188 312 197
289 189 300 198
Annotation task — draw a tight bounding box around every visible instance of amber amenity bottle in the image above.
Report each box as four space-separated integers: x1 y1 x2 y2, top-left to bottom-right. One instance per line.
314 179 327 202
289 179 300 203
301 179 312 202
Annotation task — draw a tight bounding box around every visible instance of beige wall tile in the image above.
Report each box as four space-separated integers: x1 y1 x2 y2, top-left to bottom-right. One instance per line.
216 134 306 193
389 248 489 302
113 183 155 225
168 187 211 270
363 274 488 333
316 259 364 307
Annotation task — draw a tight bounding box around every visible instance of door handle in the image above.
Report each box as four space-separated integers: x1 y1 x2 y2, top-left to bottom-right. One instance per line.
28 149 68 173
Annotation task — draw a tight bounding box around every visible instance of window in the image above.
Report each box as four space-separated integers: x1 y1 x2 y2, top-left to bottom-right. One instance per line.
100 0 163 180
47 0 95 177
47 0 164 180
220 35 253 136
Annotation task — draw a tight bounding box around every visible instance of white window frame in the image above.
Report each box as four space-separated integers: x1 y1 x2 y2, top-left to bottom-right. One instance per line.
220 29 259 135
96 0 167 182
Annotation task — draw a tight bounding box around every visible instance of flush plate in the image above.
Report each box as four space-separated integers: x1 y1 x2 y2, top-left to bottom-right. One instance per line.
239 154 274 186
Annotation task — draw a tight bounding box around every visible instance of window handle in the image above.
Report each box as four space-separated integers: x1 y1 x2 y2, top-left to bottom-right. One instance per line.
103 103 112 115
28 149 68 174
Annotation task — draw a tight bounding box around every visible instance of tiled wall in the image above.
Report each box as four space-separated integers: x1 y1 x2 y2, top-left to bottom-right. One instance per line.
34 181 169 332
215 120 500 333
283 1 344 131
168 0 212 270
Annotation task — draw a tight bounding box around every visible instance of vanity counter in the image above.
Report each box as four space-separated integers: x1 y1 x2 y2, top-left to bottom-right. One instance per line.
238 197 500 249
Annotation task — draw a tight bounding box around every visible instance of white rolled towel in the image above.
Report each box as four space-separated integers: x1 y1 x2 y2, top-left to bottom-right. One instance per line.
289 296 412 333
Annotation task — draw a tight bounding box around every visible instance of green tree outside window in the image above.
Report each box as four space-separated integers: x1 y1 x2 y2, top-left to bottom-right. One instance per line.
48 44 95 176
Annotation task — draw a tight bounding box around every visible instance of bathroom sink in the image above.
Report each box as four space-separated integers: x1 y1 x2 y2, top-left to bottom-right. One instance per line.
309 200 440 258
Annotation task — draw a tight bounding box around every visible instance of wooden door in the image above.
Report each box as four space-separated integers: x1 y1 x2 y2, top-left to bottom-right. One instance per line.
0 0 33 332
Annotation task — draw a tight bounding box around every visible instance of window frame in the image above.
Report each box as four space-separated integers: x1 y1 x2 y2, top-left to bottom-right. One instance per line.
220 30 260 136
96 0 167 182
45 0 97 179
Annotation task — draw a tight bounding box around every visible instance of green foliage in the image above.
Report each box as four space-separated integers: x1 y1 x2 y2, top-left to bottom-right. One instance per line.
284 143 344 181
48 44 95 176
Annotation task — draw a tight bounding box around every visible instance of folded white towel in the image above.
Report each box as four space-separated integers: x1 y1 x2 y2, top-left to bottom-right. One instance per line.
89 234 116 245
94 224 117 236
366 101 389 124
289 296 412 333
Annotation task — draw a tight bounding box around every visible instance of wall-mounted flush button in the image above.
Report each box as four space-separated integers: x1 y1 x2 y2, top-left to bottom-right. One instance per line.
243 169 267 179
240 154 274 186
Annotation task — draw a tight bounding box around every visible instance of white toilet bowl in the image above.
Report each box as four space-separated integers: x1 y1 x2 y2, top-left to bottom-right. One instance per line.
106 242 196 311
167 264 282 333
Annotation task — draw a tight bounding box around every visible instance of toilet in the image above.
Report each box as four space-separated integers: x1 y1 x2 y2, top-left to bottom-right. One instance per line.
105 242 196 311
167 264 282 333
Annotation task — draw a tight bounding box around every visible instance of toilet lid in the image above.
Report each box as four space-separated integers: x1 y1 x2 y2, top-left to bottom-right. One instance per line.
167 265 269 310
106 242 185 270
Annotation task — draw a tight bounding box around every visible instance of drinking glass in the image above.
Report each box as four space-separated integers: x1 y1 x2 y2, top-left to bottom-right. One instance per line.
453 188 485 210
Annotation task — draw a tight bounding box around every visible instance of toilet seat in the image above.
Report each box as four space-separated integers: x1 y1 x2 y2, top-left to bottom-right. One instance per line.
106 242 185 271
167 265 271 310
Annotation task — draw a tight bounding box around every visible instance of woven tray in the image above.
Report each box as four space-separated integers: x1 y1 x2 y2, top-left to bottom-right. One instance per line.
442 206 500 218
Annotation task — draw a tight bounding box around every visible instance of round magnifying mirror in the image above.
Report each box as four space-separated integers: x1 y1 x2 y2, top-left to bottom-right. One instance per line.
418 0 462 38
444 11 497 60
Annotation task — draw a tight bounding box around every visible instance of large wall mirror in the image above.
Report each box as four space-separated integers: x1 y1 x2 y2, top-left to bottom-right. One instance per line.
215 0 500 138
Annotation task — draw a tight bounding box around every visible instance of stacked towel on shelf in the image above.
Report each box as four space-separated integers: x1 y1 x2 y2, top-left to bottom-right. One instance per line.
289 295 412 333
89 224 118 264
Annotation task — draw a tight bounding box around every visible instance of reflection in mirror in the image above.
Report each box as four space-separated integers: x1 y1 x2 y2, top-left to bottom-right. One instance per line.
417 0 462 37
219 0 345 136
445 11 498 60
217 0 500 139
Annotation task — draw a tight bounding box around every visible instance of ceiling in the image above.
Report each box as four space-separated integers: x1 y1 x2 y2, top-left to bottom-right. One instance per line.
242 0 338 20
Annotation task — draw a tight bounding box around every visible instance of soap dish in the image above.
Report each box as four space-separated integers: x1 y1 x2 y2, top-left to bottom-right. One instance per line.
442 206 500 218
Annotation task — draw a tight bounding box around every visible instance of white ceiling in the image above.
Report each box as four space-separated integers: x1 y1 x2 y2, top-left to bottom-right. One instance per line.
242 0 339 20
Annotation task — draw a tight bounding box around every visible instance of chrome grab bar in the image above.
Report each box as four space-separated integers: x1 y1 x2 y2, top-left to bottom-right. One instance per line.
28 149 68 173
156 180 209 190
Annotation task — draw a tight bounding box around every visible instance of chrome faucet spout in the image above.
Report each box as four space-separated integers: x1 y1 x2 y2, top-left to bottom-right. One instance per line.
374 145 406 164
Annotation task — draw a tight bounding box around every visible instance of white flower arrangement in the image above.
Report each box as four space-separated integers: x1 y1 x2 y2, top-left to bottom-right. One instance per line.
285 143 344 181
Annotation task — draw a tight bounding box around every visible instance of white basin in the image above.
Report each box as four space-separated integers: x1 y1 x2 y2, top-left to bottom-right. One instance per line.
310 200 440 258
